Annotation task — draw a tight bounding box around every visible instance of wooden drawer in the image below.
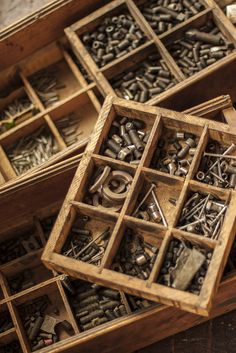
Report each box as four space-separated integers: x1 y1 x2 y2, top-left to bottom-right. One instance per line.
0 152 236 353
42 96 236 316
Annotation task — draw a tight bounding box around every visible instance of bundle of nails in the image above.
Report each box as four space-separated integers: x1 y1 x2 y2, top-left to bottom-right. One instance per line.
7 126 59 175
29 69 65 107
112 54 177 102
19 295 73 351
55 114 81 146
101 116 149 163
112 229 158 279
62 216 110 266
0 341 22 353
151 131 198 176
64 278 128 331
158 238 212 294
196 141 236 188
169 20 234 77
82 13 147 67
85 165 133 211
178 192 228 240
0 233 41 265
8 269 35 294
133 183 168 226
0 311 13 333
0 96 36 133
141 0 204 35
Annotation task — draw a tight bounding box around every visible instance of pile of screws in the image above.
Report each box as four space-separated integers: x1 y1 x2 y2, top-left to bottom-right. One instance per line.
0 311 13 333
141 0 204 35
29 69 65 107
196 141 236 188
0 96 36 134
112 229 158 279
62 215 110 266
169 20 234 77
8 269 35 294
158 238 212 294
133 183 167 226
151 131 198 176
7 126 59 175
0 233 41 265
101 116 149 163
55 114 82 146
19 295 73 351
126 294 153 312
178 192 228 240
111 54 177 102
82 13 147 67
65 278 128 331
40 214 58 240
85 165 133 211
0 341 22 353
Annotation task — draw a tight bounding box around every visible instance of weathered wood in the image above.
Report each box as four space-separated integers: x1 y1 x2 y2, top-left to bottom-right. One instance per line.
42 96 236 316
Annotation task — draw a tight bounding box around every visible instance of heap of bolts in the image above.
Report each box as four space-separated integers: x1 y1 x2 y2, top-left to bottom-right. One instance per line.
169 20 234 77
55 114 81 146
85 165 133 211
178 192 228 240
82 13 147 67
111 54 177 102
133 183 168 226
196 141 236 188
101 116 149 163
0 233 41 265
0 311 13 333
8 269 35 294
19 295 73 351
141 0 204 35
0 341 22 353
65 278 128 331
158 238 212 294
151 131 198 176
126 294 153 312
112 229 158 279
7 127 59 175
29 69 65 107
62 216 110 266
0 96 36 134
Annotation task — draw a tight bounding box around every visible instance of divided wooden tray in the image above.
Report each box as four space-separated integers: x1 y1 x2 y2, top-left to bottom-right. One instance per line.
66 0 236 104
42 96 236 316
0 148 236 353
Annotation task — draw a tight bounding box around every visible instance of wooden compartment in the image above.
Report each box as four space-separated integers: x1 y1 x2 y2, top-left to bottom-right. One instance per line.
13 281 76 352
126 169 184 227
42 96 236 316
0 143 236 352
0 303 14 334
135 0 206 37
0 86 39 136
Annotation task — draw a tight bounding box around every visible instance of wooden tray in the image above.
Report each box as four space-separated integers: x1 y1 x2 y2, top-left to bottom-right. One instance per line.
0 149 235 353
65 0 236 104
42 96 236 316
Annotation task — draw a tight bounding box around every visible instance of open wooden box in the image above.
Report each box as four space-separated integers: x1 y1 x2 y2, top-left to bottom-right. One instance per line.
66 0 236 104
0 148 236 353
42 96 236 316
